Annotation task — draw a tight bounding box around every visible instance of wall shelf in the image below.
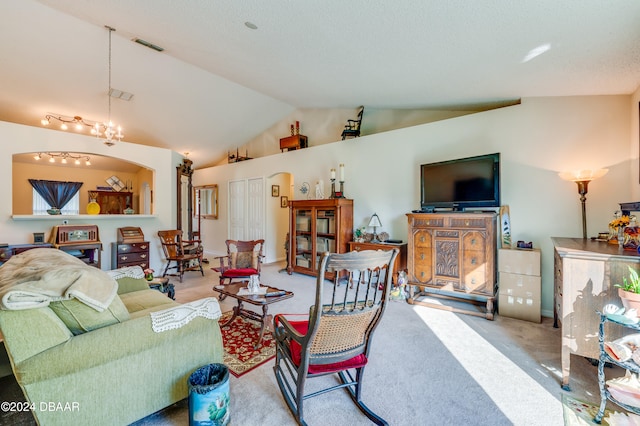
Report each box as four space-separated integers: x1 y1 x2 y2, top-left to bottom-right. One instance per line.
12 214 157 221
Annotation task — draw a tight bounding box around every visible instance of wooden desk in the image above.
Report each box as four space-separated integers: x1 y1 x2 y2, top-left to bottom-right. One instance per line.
553 237 640 390
0 243 53 265
49 225 102 268
348 241 407 283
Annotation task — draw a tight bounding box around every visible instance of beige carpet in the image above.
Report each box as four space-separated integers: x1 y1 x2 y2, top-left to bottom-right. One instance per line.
136 262 603 425
2 261 635 425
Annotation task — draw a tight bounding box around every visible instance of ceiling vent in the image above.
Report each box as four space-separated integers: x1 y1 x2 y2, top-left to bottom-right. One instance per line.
133 37 164 52
109 88 134 101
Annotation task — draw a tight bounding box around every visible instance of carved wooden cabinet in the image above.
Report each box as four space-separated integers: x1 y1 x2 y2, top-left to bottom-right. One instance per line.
111 242 150 270
92 191 133 214
406 212 497 319
287 199 353 277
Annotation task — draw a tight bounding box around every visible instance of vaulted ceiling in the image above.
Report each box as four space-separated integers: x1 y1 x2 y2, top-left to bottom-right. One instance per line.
1 1 639 167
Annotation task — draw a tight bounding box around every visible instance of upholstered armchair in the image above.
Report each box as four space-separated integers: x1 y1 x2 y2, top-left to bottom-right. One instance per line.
214 239 265 286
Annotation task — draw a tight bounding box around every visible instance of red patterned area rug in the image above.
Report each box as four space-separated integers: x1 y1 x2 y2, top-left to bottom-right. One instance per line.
220 311 276 377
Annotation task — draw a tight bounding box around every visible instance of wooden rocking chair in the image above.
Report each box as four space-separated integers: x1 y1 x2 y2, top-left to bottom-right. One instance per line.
157 230 204 282
273 249 398 425
341 105 364 140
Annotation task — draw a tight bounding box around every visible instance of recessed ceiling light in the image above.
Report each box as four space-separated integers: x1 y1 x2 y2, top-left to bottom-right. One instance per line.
244 21 258 30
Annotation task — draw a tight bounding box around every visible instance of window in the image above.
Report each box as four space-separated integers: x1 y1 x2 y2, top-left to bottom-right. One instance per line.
33 189 80 215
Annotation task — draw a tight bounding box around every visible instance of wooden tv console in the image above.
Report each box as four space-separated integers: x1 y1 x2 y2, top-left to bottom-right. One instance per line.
406 212 497 319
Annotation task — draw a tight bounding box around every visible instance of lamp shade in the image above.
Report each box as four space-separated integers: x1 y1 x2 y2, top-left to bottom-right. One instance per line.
558 169 608 182
368 213 382 228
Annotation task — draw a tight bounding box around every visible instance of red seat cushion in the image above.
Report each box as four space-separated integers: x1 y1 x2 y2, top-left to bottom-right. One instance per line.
221 268 258 277
282 318 367 374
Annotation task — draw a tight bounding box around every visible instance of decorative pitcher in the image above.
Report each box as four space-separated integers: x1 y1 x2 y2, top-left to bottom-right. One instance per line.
248 275 260 294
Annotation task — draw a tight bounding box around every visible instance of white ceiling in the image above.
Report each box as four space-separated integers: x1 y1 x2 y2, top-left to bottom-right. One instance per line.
1 1 640 168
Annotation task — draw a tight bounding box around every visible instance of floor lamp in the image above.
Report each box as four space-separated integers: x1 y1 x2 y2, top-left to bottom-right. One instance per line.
559 169 608 239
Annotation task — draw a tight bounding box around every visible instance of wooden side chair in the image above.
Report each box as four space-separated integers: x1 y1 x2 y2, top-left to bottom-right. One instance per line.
157 229 204 282
341 105 364 140
213 239 265 286
273 249 399 426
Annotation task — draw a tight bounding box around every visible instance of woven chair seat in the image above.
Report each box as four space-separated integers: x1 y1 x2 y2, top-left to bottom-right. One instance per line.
282 318 368 375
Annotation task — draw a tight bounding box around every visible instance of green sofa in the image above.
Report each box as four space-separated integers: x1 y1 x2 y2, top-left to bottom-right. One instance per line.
0 273 223 426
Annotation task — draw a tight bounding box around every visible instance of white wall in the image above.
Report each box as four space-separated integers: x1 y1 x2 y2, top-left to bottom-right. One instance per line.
223 107 478 164
0 120 181 272
194 95 635 318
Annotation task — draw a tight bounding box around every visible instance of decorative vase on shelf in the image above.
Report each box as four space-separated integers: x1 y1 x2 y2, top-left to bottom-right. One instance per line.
623 216 640 251
619 227 625 248
145 273 154 281
87 200 100 215
46 208 61 215
87 191 100 215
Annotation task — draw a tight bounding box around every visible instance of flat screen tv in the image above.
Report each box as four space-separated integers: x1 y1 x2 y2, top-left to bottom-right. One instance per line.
420 152 500 212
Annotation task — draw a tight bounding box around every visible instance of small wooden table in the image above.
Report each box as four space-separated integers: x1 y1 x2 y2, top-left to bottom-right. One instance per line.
147 277 175 300
214 282 293 348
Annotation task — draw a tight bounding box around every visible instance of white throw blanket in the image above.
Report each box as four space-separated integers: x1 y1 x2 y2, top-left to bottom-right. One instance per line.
150 297 222 332
0 248 117 312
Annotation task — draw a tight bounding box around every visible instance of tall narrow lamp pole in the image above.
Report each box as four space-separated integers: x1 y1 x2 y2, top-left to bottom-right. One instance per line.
559 169 608 239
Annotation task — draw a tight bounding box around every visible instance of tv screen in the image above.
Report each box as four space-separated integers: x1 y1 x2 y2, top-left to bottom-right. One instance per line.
420 153 500 211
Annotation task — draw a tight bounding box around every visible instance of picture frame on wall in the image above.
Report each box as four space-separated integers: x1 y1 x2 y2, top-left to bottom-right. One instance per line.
272 185 280 197
280 196 288 208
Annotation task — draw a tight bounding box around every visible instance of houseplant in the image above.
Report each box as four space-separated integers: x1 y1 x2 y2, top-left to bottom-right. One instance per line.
616 266 640 311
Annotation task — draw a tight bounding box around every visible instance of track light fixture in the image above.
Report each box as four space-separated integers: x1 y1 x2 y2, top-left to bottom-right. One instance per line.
34 152 91 166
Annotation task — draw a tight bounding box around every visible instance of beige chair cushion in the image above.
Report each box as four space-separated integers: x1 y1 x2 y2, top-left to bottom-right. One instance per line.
229 243 260 269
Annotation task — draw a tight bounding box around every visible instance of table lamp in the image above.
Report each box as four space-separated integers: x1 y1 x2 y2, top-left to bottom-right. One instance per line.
368 213 382 242
559 168 608 239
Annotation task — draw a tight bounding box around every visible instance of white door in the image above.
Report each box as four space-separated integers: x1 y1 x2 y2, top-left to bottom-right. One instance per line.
228 177 265 241
228 180 246 240
247 177 264 240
